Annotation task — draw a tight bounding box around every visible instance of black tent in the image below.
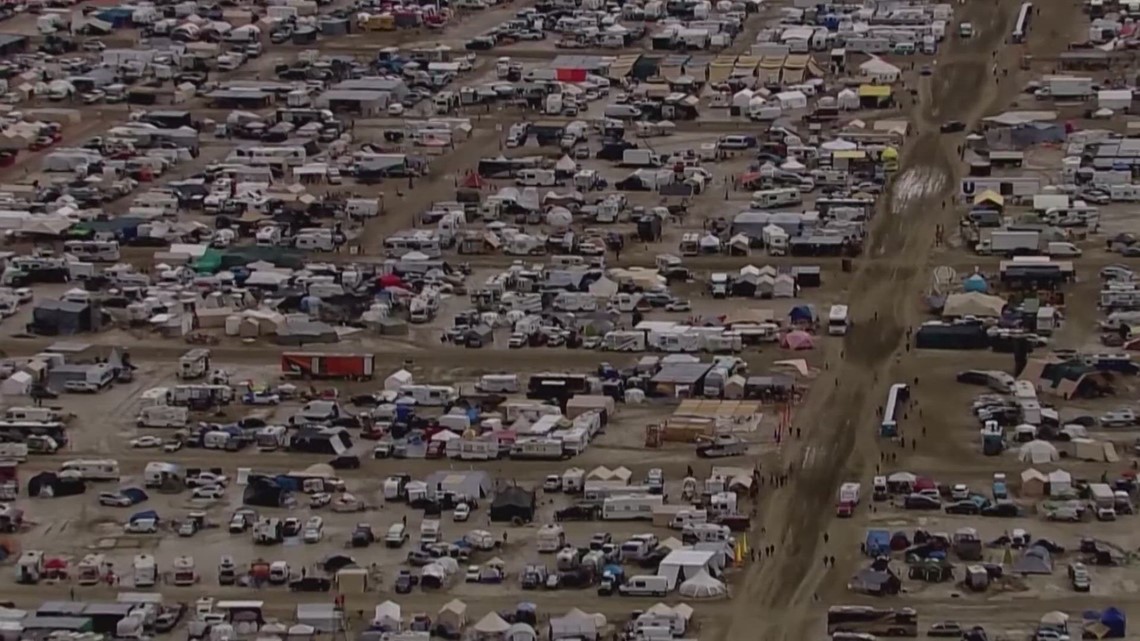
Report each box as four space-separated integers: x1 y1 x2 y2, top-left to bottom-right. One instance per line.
28 472 86 498
490 486 536 523
243 476 292 508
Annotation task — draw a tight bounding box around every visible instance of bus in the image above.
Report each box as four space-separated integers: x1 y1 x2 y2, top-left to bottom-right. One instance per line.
60 459 121 481
827 606 918 637
828 304 850 336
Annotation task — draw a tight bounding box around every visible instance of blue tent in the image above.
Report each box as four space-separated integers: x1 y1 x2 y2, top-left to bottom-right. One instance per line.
789 305 813 323
1101 608 1126 638
865 529 890 556
963 274 988 293
121 488 149 504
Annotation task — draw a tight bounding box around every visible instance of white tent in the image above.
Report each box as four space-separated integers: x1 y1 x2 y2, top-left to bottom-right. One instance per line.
732 88 754 108
385 369 413 391
860 56 901 83
679 570 727 598
555 155 577 173
589 276 619 298
657 549 717 589
837 89 859 110
1047 469 1072 496
1019 440 1059 464
0 371 30 396
473 613 511 639
506 623 537 641
550 610 599 641
545 206 573 228
372 601 401 630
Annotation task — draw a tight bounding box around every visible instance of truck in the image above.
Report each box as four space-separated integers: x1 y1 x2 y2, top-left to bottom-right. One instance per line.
1089 483 1115 510
836 482 861 517
280 352 375 380
976 230 1040 256
621 149 662 167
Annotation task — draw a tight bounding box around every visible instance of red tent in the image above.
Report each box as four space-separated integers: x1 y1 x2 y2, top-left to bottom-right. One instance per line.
462 172 484 189
378 274 404 288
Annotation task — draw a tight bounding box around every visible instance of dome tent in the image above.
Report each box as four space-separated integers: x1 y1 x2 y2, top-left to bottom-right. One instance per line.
963 274 988 293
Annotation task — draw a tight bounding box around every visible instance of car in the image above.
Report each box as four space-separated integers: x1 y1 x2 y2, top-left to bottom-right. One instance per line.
543 474 562 491
940 120 966 133
664 299 691 312
282 517 302 537
920 65 933 75
130 436 163 448
1081 190 1110 205
945 501 980 515
229 510 255 533
99 492 133 507
163 439 183 453
125 518 158 534
186 472 227 488
643 291 673 307
465 565 481 582
242 391 280 405
310 492 332 509
589 532 612 550
981 500 1021 517
327 168 343 185
928 622 964 637
508 333 527 348
453 503 471 522
1068 563 1091 591
303 517 324 543
517 30 544 40
154 604 187 633
81 91 105 105
388 103 405 116
177 521 198 537
1122 246 1140 258
1100 265 1135 281
192 485 226 500
903 494 942 510
13 288 32 304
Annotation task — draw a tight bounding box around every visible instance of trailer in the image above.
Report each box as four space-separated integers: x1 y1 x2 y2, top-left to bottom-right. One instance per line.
976 230 1040 256
280 352 375 380
602 494 664 520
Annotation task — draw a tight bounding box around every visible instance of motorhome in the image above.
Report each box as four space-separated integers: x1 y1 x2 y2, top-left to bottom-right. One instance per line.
136 405 189 428
256 426 288 451
828 304 850 336
475 374 520 394
172 556 198 586
60 459 120 481
64 240 121 262
750 188 802 209
268 561 290 584
510 438 566 460
420 519 441 545
399 385 458 406
77 554 110 586
17 551 44 584
536 524 566 552
602 494 664 520
133 555 158 587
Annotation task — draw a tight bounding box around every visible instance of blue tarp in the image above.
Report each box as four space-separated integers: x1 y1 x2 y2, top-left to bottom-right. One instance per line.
789 305 813 323
1100 608 1127 638
866 529 890 556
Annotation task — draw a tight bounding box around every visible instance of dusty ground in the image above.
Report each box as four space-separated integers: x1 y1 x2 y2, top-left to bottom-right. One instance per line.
0 0 1116 637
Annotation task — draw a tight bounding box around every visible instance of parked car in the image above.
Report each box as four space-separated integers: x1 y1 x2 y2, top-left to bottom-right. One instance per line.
99 492 133 507
453 503 471 522
192 485 226 500
928 622 964 637
131 436 163 448
394 570 419 594
945 501 980 515
1068 563 1090 592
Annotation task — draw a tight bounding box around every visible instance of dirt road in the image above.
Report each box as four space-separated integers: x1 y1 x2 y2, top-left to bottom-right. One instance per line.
715 0 1034 638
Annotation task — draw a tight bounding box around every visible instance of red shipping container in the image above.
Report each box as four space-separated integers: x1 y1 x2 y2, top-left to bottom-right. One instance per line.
555 68 587 82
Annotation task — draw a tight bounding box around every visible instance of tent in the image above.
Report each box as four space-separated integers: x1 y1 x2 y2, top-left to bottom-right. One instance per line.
788 305 814 323
963 274 988 293
385 369 412 391
0 371 30 396
1019 440 1059 464
1020 468 1046 497
549 611 598 641
657 549 717 589
372 601 401 631
942 292 1005 318
554 156 577 174
473 613 510 640
506 623 537 641
780 330 815 350
1012 546 1054 574
437 597 469 629
678 570 727 598
1047 469 1072 495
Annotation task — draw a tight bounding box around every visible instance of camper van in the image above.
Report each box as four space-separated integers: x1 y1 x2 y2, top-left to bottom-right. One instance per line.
476 374 520 393
750 188 802 209
133 555 158 587
516 169 558 187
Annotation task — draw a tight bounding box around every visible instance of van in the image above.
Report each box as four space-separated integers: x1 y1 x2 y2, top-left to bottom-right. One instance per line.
718 135 757 150
603 104 642 119
385 523 409 547
892 41 916 54
619 575 669 596
1047 241 1082 257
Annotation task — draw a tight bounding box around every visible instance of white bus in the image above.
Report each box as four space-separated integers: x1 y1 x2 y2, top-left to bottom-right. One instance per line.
60 459 121 481
229 146 307 168
828 304 850 336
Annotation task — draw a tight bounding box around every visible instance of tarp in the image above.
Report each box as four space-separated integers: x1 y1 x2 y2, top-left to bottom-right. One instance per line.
780 330 814 350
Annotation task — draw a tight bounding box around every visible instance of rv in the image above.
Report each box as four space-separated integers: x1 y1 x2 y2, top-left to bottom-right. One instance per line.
510 439 566 460
475 374 520 394
602 494 664 520
750 188 802 209
64 240 121 262
828 305 850 336
536 524 566 552
133 555 158 587
172 556 198 586
77 554 109 586
16 551 44 584
60 459 120 481
399 385 458 407
256 426 288 451
0 443 27 462
136 405 189 428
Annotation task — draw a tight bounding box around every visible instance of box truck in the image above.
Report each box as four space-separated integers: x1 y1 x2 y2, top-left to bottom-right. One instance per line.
836 482 861 517
975 230 1040 256
280 352 375 380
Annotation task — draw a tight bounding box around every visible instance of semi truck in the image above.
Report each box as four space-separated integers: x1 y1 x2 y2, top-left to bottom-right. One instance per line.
280 352 375 380
836 482 861 517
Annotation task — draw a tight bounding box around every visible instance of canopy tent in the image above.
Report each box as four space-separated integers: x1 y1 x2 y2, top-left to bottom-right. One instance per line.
942 292 1005 318
473 612 511 639
679 570 727 598
1019 440 1059 464
780 330 815 350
